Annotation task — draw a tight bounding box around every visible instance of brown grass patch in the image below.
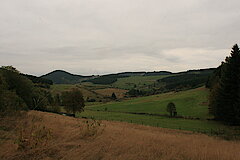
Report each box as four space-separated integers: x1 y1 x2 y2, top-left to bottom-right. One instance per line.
1 111 240 160
94 88 128 98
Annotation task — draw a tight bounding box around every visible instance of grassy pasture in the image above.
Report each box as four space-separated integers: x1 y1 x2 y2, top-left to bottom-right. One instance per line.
112 75 170 89
77 110 226 133
50 84 75 94
76 87 233 134
81 82 110 90
50 84 105 101
86 87 211 119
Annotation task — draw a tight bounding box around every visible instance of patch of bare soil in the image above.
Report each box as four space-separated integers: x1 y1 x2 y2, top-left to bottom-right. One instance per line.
1 111 240 160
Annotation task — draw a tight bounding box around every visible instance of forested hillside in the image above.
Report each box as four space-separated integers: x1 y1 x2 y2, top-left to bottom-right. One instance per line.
41 70 93 84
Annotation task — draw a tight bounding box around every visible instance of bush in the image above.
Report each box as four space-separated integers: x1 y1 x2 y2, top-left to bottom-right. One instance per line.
0 90 27 114
86 97 96 102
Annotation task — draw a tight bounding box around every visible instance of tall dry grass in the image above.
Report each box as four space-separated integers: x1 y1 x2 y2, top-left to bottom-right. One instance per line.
1 111 240 160
68 120 240 160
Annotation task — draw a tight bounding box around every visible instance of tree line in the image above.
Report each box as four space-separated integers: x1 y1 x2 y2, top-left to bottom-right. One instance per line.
0 66 85 116
84 74 129 85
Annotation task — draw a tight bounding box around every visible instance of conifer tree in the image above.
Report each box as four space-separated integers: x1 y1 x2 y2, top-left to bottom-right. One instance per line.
111 92 117 100
209 44 240 124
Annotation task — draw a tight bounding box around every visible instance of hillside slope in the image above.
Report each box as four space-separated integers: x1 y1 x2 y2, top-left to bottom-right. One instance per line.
1 111 239 160
86 87 210 119
41 70 93 84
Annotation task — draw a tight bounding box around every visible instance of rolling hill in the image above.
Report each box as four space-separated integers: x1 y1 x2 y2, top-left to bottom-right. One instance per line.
41 68 215 86
41 70 94 84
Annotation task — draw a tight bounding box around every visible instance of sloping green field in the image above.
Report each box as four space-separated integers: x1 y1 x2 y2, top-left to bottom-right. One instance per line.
50 84 106 101
78 110 224 132
112 75 170 89
77 87 232 134
86 87 210 119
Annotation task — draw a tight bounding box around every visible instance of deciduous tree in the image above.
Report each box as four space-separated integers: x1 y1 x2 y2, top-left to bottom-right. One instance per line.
166 102 177 117
61 88 85 115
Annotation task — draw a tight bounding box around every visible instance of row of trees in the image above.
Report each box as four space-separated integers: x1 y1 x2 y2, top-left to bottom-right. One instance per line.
159 73 211 91
85 74 129 85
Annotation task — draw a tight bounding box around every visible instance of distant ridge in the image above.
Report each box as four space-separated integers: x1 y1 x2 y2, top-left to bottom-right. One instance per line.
41 68 215 84
40 70 93 84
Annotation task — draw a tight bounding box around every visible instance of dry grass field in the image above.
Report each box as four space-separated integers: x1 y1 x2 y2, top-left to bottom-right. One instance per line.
1 111 240 160
50 84 106 101
94 88 128 99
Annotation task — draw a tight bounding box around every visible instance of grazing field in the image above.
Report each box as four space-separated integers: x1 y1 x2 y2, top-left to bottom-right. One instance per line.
77 110 227 133
50 84 76 94
50 84 105 101
1 111 239 160
112 75 170 89
85 87 210 119
77 87 237 134
94 88 128 99
80 82 110 90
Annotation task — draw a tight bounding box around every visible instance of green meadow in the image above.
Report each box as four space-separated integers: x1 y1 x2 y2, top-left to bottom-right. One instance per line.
85 87 210 119
112 75 169 89
77 87 231 134
77 110 225 133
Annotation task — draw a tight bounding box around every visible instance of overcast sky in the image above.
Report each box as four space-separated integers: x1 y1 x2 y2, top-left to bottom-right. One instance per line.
0 0 239 76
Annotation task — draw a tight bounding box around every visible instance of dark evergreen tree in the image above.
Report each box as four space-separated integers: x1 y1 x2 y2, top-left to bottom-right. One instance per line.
209 44 240 124
206 65 222 88
111 92 117 100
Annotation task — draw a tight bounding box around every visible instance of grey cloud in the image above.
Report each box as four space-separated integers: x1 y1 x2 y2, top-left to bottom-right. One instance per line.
0 0 239 75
